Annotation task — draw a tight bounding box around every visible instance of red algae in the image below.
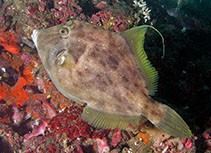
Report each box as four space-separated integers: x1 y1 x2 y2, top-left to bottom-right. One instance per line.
1 73 33 106
89 10 131 32
48 104 90 139
0 28 20 54
0 44 35 106
112 129 121 147
181 138 194 150
48 103 110 140
136 131 150 144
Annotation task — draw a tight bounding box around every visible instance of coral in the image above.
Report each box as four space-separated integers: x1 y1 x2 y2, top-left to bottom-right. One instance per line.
97 138 110 153
203 128 211 152
181 138 193 150
132 0 151 23
24 119 48 143
42 98 57 119
89 10 132 32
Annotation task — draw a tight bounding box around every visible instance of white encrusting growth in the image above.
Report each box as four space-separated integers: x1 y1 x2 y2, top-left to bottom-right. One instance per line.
133 0 151 23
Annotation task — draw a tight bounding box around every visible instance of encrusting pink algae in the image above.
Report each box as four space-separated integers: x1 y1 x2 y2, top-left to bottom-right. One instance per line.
0 0 210 152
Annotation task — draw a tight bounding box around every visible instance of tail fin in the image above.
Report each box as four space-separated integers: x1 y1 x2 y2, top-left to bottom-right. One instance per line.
147 102 193 138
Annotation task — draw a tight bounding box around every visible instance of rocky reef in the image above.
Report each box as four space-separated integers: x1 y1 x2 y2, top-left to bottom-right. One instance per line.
0 0 210 152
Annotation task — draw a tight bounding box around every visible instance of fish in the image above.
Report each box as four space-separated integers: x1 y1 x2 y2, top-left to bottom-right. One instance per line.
167 8 180 18
167 8 194 32
32 20 193 138
167 0 197 32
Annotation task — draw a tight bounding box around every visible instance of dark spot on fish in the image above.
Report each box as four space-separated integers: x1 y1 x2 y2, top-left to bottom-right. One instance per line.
127 105 133 111
99 60 106 67
143 104 149 110
76 70 83 77
127 65 137 77
93 44 101 55
113 103 123 110
86 32 96 42
95 73 113 87
121 74 129 82
72 82 79 88
112 92 129 107
93 74 108 91
116 45 126 58
106 74 113 85
113 92 122 102
134 83 139 88
73 30 84 39
89 51 97 58
76 22 83 30
107 56 119 70
71 43 86 63
45 35 59 45
150 110 160 117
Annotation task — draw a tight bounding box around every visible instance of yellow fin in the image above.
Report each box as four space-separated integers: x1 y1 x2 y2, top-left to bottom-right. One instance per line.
82 106 142 129
121 25 165 96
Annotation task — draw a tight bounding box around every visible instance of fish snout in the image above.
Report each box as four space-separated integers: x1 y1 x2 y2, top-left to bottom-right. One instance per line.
31 29 39 48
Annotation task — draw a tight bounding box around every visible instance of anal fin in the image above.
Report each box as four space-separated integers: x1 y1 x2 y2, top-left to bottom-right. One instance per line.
82 106 142 129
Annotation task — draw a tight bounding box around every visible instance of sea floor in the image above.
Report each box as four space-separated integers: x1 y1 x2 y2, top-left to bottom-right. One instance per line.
0 0 210 152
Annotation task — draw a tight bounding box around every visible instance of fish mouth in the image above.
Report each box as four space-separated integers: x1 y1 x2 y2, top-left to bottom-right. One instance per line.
31 29 39 48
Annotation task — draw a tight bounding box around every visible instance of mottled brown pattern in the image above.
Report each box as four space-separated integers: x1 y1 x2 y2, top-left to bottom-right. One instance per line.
70 43 87 63
150 110 160 117
32 20 192 137
107 56 119 70
89 50 97 58
108 32 118 49
99 60 106 67
121 74 129 82
34 20 151 116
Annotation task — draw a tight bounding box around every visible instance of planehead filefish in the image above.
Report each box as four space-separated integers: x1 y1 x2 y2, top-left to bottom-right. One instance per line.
32 20 193 138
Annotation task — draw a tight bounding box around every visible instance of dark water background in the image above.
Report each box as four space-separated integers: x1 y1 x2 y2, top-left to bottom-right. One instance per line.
144 0 211 151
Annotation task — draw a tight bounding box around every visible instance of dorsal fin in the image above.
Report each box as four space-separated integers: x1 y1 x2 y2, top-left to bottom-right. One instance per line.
121 25 165 96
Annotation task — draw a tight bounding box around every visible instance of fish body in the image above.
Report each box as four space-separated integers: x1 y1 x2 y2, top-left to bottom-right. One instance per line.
167 8 194 31
167 8 180 18
32 20 192 137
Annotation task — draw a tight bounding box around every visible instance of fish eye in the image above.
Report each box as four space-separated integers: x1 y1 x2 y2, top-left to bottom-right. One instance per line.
59 26 70 37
